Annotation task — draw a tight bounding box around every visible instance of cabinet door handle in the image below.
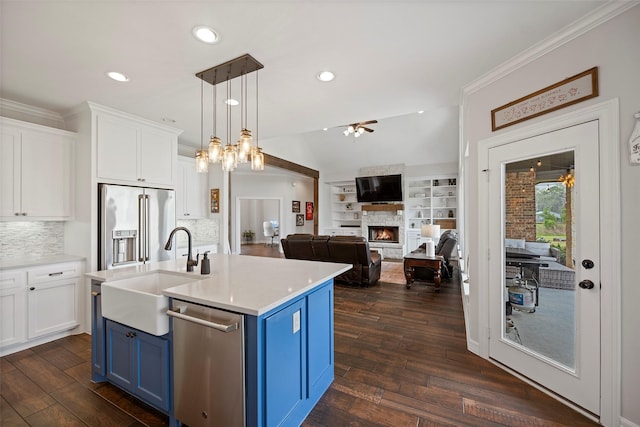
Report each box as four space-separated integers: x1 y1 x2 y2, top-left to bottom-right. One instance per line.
21 212 27 216
14 212 20 216
29 287 35 291
48 272 63 276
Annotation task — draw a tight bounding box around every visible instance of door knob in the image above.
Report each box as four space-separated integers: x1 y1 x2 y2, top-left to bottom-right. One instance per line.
582 259 594 269
579 279 595 289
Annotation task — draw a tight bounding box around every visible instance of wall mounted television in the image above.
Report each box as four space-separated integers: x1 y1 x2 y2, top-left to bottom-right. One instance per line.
355 174 403 203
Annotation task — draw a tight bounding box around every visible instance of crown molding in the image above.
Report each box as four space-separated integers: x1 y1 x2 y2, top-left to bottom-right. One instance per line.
0 98 65 128
462 1 639 96
177 144 197 157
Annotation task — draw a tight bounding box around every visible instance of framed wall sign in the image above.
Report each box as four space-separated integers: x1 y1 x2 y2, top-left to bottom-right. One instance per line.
296 214 304 226
306 202 314 220
491 67 598 131
292 200 300 213
210 189 220 213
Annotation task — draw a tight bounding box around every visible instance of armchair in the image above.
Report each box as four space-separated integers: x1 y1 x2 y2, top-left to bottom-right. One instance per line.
412 229 458 279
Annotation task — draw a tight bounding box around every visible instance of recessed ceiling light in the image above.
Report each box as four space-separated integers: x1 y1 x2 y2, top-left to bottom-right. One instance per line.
225 98 239 106
417 110 425 114
316 71 335 82
192 26 219 44
107 71 130 82
323 128 328 131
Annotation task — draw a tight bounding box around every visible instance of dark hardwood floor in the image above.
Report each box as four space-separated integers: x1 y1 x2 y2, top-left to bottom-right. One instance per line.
240 242 285 258
0 246 599 426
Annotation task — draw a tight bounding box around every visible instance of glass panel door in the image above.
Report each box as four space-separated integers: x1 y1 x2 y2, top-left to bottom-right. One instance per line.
503 151 575 369
488 120 600 414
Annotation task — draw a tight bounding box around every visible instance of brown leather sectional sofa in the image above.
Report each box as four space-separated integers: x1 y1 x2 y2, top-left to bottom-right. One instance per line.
280 234 381 286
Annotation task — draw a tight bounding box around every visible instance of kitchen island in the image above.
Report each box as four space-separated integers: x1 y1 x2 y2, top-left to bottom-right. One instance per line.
86 254 351 427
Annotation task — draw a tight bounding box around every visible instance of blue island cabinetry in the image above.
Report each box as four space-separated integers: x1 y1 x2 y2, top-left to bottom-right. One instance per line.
245 280 334 427
91 281 172 416
105 319 171 412
91 276 335 426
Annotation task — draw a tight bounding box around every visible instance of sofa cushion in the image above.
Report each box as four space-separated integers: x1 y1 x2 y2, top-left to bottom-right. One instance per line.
311 235 332 261
283 234 314 260
327 237 364 264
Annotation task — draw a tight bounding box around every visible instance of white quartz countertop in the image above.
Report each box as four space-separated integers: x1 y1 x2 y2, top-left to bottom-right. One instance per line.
0 254 85 270
86 254 351 316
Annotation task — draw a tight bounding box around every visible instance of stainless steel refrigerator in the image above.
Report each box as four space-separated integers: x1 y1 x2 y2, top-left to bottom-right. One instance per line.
99 184 176 270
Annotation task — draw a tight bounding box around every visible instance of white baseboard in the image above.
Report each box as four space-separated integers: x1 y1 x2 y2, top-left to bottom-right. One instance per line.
620 417 640 427
0 326 83 357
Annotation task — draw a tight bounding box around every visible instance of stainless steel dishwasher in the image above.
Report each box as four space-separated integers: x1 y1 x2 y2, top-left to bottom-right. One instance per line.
168 300 245 427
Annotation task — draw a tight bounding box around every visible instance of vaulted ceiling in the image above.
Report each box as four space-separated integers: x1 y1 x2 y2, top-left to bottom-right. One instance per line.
0 1 607 172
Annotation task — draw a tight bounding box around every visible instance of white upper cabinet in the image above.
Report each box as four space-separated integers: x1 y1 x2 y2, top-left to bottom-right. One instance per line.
95 110 179 188
0 118 74 220
96 114 139 182
176 156 207 219
140 126 177 186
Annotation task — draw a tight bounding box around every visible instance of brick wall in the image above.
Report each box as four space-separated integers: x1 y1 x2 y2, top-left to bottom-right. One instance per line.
505 171 536 241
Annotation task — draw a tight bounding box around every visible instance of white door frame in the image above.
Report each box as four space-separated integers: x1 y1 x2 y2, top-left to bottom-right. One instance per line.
477 99 620 425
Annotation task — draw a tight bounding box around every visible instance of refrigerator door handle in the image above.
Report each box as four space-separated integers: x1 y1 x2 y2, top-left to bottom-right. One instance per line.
138 194 145 262
144 194 151 262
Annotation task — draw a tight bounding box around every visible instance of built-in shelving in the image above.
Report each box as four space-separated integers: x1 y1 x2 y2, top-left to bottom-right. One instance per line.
405 176 457 232
328 181 362 232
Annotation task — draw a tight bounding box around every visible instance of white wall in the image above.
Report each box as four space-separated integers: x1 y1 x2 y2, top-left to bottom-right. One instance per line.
231 170 314 250
463 5 640 425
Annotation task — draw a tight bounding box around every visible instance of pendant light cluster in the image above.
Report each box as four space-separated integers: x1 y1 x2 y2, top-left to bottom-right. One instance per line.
559 168 575 188
195 54 264 173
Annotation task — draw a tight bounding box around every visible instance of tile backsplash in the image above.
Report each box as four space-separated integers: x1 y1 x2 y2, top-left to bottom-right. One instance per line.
175 218 220 247
0 221 64 259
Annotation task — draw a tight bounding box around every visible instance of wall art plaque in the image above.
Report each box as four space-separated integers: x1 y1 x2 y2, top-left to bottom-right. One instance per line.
491 67 598 131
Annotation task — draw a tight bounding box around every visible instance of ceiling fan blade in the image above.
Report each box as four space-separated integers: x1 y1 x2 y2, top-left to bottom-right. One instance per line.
362 127 374 133
359 120 378 125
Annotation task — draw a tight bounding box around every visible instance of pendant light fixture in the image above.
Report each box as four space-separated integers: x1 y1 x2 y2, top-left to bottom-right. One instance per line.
222 77 237 172
559 168 575 188
251 69 264 170
195 78 209 173
208 70 222 163
237 69 253 163
196 54 264 173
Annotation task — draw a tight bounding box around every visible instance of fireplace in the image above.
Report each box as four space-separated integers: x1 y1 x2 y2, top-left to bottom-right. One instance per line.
368 226 400 243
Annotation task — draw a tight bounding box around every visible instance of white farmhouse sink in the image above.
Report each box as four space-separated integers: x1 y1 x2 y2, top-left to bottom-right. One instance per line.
101 271 198 336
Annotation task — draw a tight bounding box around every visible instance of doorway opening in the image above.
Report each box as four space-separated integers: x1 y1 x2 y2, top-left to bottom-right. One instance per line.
234 197 283 255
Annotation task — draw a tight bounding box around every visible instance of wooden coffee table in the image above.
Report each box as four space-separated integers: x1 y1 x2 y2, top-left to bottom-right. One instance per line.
403 253 444 291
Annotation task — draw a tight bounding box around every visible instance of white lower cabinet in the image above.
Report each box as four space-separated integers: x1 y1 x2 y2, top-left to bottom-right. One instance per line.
27 277 79 339
324 227 361 237
0 260 83 354
0 270 27 347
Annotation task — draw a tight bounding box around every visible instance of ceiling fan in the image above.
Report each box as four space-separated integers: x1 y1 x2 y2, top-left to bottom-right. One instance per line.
341 120 377 137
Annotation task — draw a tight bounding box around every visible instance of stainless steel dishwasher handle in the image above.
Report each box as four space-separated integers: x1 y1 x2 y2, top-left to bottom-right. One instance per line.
166 309 239 332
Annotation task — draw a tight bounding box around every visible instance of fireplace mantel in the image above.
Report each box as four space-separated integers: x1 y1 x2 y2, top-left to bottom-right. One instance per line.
361 203 404 212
